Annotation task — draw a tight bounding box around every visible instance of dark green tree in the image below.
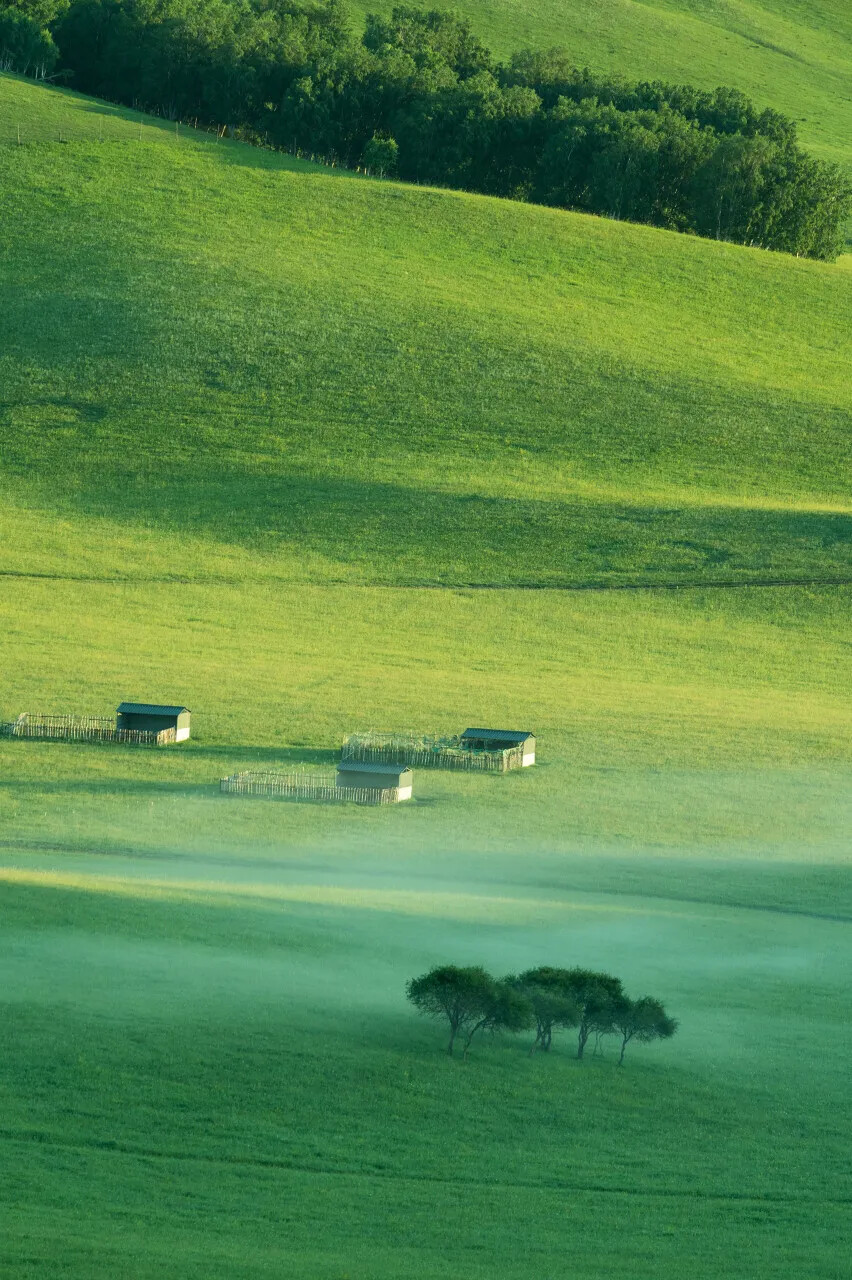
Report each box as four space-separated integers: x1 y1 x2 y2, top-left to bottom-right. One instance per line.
460 980 533 1059
559 968 624 1060
510 968 581 1054
364 6 492 79
406 964 495 1056
0 7 57 76
362 132 398 175
609 996 678 1065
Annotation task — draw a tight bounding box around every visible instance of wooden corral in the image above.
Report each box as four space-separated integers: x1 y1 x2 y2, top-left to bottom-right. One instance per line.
2 712 177 746
220 770 407 805
341 729 533 772
459 728 536 766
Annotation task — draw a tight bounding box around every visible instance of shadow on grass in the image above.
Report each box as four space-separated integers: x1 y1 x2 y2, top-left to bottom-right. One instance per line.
189 745 339 767
1 742 338 769
33 465 852 586
0 778 215 798
1 747 344 792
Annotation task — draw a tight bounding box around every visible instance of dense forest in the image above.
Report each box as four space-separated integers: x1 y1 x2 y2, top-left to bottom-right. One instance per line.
2 0 850 258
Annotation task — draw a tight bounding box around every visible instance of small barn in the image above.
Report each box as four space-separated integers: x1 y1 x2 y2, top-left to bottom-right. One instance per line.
460 728 536 766
336 759 413 800
116 702 191 742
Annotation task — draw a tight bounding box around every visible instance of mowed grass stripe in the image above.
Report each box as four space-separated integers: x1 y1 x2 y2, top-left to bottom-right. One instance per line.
3 569 852 589
3 1126 849 1204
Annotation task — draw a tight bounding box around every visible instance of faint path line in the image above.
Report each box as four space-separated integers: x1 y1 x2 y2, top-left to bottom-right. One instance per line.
0 1128 847 1206
1 570 851 592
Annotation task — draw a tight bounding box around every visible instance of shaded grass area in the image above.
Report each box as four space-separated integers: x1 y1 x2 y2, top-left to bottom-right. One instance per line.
5 476 851 587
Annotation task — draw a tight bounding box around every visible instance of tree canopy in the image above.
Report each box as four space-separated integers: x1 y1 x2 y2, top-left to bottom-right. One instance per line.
408 963 678 1067
406 965 536 1057
554 968 625 1059
406 964 496 1056
609 996 679 1066
0 4 57 77
459 979 534 1059
510 967 581 1054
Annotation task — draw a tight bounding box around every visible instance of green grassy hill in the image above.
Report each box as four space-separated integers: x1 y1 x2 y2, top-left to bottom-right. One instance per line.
1 76 850 590
1 74 850 1279
354 0 852 168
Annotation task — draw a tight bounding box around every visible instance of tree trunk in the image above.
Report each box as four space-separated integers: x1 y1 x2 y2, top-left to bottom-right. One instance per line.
618 1035 628 1066
462 1019 487 1060
447 1025 457 1056
577 1022 590 1059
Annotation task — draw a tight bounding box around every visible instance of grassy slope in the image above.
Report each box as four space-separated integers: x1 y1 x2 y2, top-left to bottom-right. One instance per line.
352 0 852 167
1 80 850 591
1 76 851 1278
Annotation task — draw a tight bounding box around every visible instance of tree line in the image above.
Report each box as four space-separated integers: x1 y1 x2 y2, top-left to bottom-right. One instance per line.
407 964 677 1063
2 0 850 257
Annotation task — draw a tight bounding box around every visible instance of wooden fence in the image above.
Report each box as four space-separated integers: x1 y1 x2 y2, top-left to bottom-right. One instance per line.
220 770 402 805
2 713 177 747
341 732 523 773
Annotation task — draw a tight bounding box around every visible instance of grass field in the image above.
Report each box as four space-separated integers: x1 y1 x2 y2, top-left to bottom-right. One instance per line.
1 74 850 1277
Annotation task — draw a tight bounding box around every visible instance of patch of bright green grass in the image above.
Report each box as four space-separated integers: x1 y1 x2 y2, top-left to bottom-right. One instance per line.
0 71 322 164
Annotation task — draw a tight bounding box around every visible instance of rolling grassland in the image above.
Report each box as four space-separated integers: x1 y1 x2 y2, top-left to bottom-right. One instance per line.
1 77 850 589
0 75 850 1277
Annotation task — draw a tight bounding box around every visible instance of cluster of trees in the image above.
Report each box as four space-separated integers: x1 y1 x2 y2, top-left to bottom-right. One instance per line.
0 0 57 77
406 964 677 1064
2 0 849 257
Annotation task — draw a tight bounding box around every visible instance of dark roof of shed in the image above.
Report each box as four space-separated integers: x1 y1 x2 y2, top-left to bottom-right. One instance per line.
117 702 190 715
336 760 413 777
460 728 535 743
